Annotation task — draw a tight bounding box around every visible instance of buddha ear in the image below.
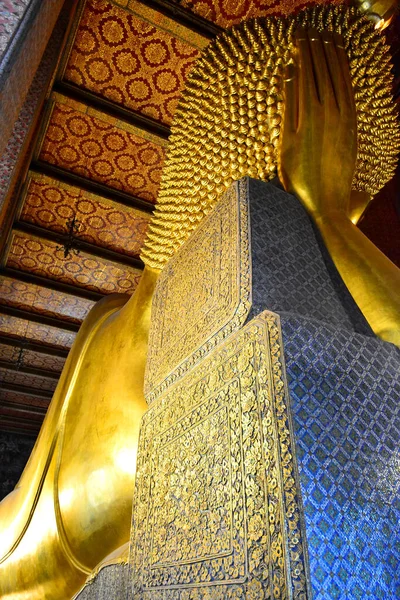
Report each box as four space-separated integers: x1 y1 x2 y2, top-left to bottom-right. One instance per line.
349 189 372 224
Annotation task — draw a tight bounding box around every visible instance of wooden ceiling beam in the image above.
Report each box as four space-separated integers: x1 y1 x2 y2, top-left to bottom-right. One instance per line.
0 426 39 436
0 382 53 399
53 81 171 141
137 0 222 38
31 161 155 215
0 335 69 358
0 414 44 428
1 267 104 302
0 424 41 436
0 304 80 332
0 361 60 379
0 401 47 416
13 221 145 271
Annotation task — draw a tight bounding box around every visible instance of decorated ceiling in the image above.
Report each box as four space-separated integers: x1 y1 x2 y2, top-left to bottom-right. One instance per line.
40 93 167 201
0 0 399 439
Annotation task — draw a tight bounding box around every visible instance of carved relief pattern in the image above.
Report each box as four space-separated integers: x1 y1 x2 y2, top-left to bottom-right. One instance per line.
6 232 142 295
145 180 251 399
64 0 201 125
151 405 233 567
131 313 308 599
21 173 151 257
40 95 166 202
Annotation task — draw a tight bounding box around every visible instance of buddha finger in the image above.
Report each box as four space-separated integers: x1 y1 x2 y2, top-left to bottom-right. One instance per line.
333 33 356 119
295 27 318 113
307 28 334 106
283 61 298 133
321 30 342 110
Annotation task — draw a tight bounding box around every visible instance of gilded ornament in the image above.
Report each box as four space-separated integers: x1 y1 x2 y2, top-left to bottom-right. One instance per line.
145 180 251 399
131 312 309 599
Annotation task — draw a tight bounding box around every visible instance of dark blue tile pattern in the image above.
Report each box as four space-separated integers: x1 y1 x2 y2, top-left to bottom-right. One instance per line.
247 178 373 336
281 315 400 600
74 563 129 599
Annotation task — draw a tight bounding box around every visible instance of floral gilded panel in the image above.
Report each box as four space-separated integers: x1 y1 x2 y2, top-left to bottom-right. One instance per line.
20 173 151 257
64 0 202 125
6 232 142 295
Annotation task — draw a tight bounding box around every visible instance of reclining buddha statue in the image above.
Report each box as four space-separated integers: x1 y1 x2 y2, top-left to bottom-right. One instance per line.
0 2 399 598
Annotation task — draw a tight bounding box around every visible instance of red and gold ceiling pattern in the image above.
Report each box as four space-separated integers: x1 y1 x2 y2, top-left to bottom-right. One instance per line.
0 343 19 363
0 316 76 349
40 97 166 202
19 350 66 373
0 390 50 410
177 0 341 28
7 232 142 296
0 276 94 323
0 343 66 373
0 369 57 392
65 0 201 125
21 174 150 257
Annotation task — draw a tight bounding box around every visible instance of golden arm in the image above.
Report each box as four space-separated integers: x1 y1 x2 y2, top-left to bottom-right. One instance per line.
0 294 128 567
278 27 400 346
0 266 159 599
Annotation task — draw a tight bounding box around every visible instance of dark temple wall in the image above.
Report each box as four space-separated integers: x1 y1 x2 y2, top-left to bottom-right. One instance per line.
0 431 35 501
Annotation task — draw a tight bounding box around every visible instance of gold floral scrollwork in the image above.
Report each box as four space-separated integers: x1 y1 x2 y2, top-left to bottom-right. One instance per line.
131 311 310 599
145 179 252 401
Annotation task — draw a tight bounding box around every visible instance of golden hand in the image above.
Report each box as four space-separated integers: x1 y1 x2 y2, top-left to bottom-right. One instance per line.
279 26 400 346
279 27 357 220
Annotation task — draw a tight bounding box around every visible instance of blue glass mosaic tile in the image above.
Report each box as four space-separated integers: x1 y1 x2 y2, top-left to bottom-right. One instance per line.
247 179 373 336
281 315 400 600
